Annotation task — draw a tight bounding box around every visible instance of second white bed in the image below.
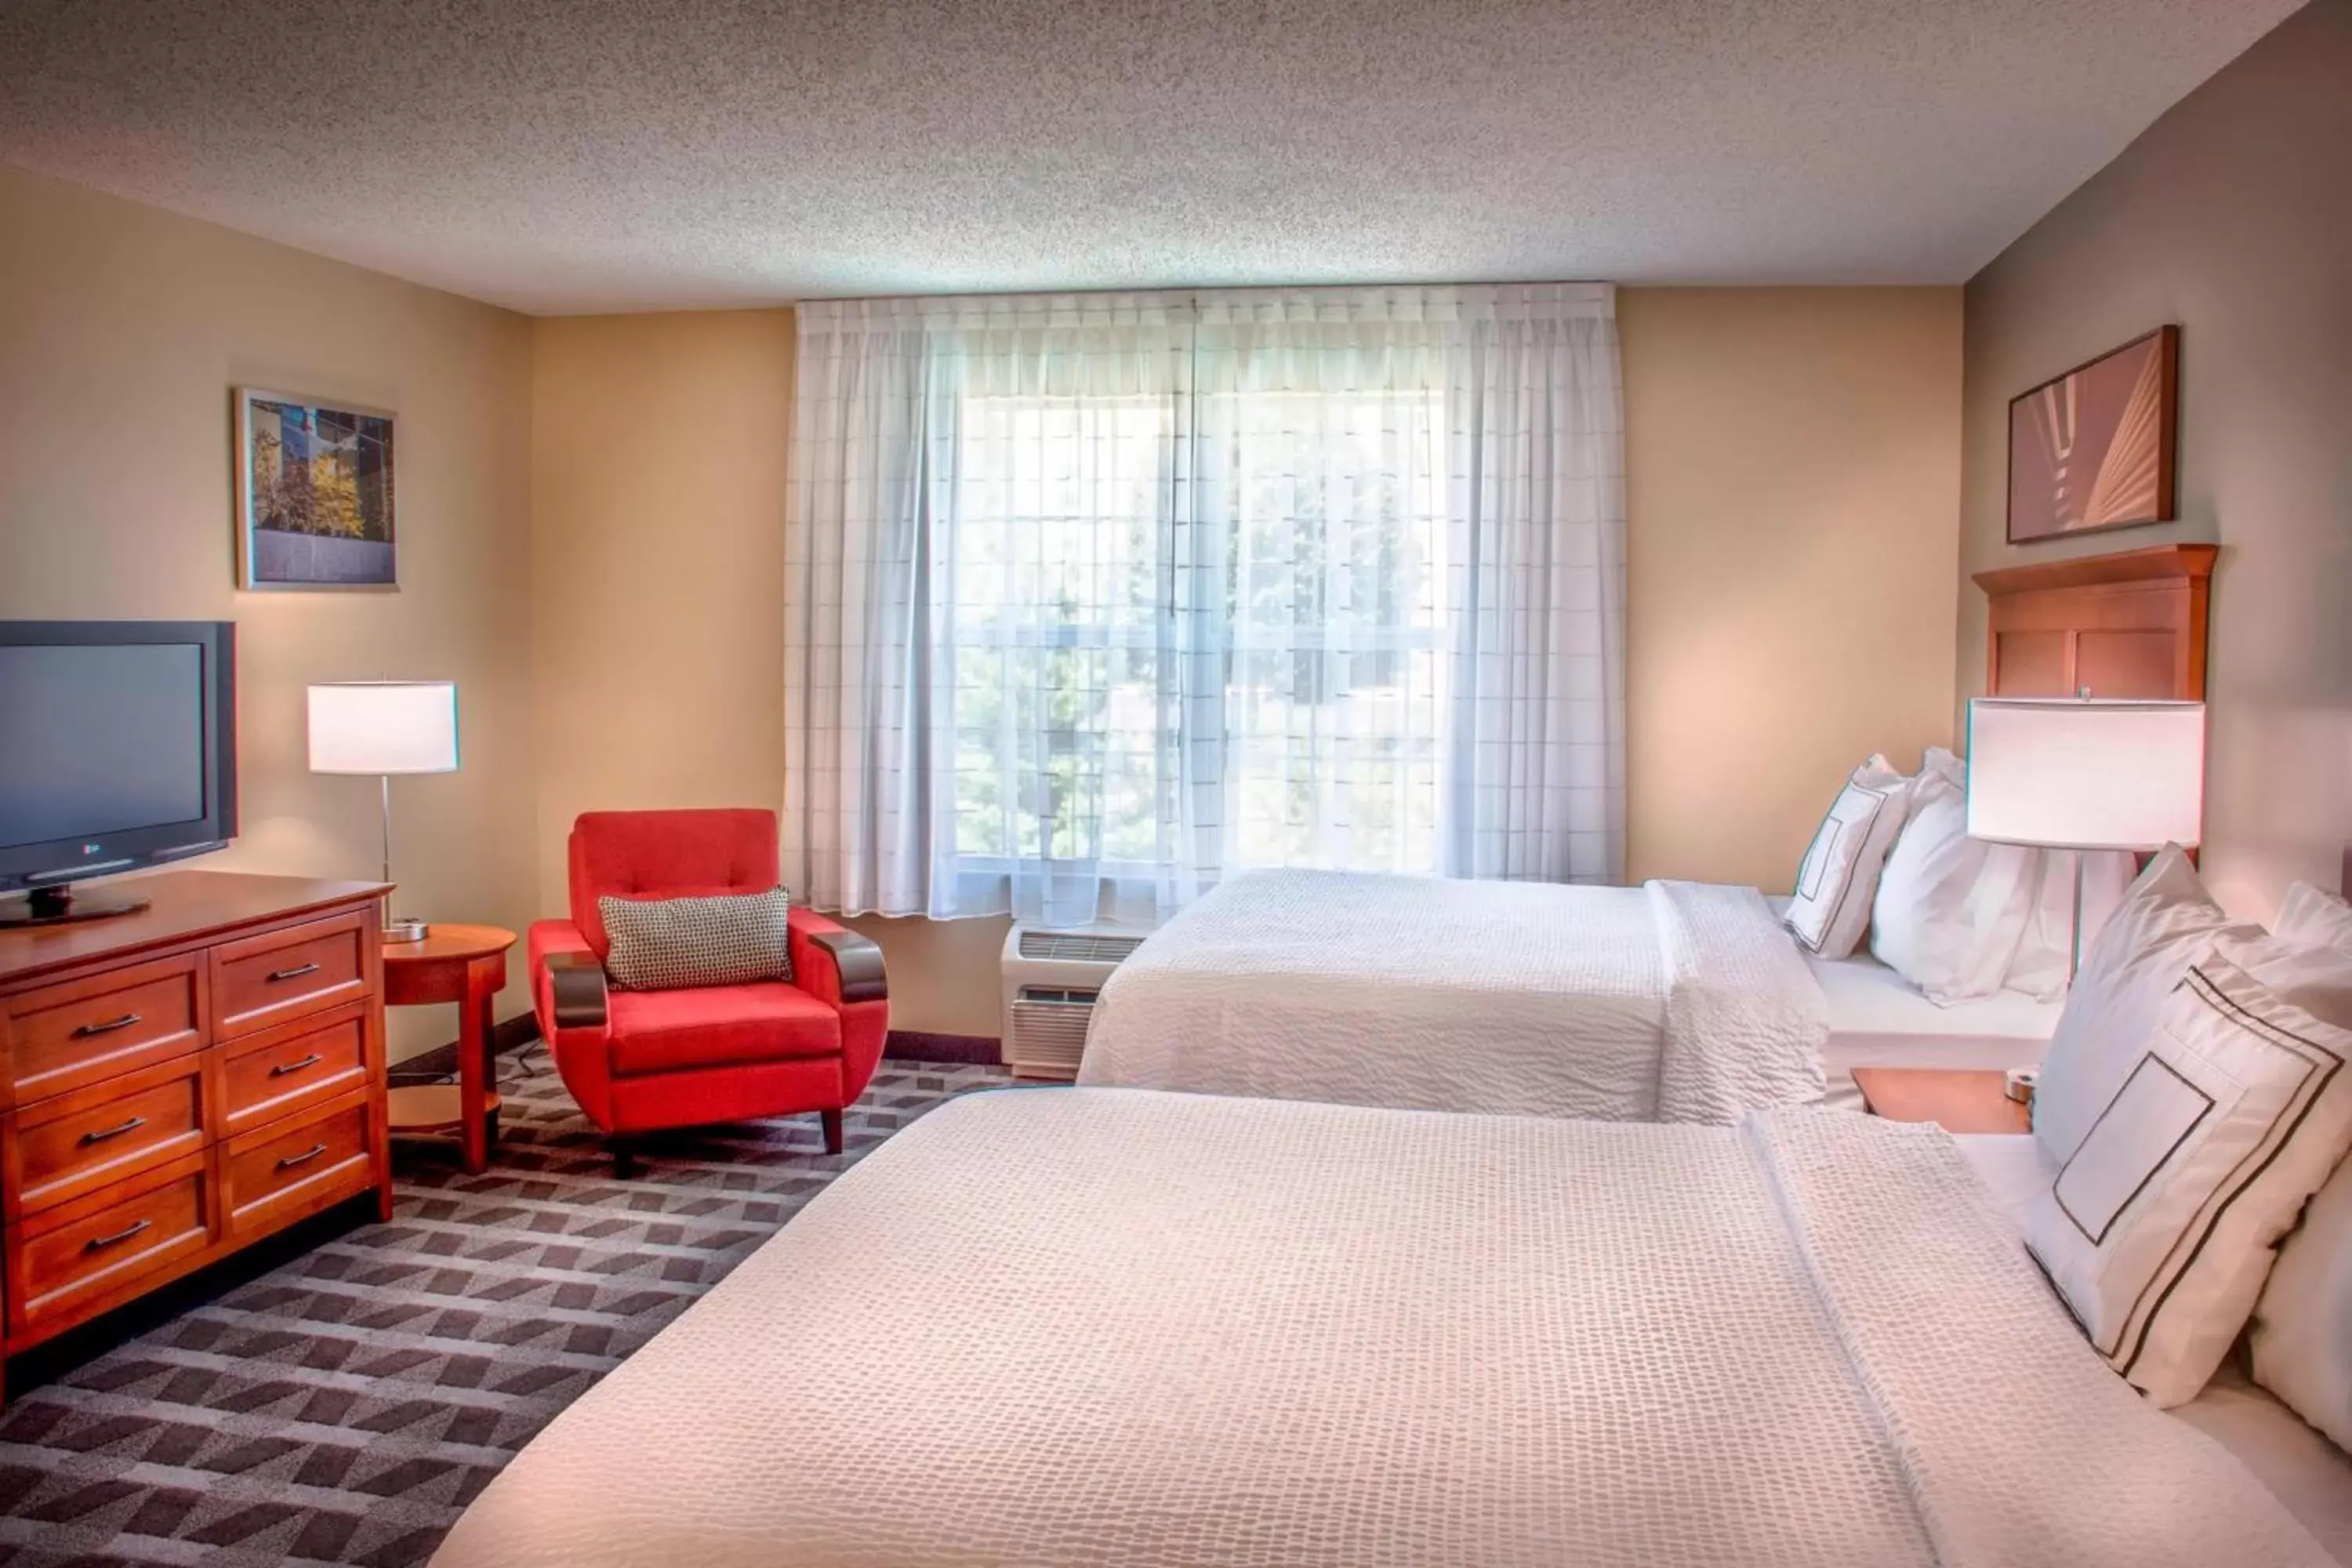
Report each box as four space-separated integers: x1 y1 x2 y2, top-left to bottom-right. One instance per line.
1809 944 2062 1108
1076 869 2062 1122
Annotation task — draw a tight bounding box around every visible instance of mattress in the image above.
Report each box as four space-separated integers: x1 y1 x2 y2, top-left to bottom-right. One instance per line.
1080 869 1825 1122
1956 1133 2352 1566
1811 949 2062 1109
435 1091 2330 1568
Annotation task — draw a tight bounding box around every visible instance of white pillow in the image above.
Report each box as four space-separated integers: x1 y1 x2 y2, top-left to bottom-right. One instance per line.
1784 755 1911 960
1869 749 2038 1004
2234 903 2352 1449
2274 880 2352 951
2024 952 2352 1407
2033 847 2264 1163
2002 848 2136 1003
2250 1152 2352 1450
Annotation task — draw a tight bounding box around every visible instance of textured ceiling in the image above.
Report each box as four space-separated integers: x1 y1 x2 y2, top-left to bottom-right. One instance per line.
0 0 2304 314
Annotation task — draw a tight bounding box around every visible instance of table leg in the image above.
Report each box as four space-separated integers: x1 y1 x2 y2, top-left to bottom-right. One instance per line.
459 966 492 1174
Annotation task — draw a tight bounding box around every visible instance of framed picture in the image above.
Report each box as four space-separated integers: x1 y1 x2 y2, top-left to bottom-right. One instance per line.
2006 325 2178 544
235 388 398 590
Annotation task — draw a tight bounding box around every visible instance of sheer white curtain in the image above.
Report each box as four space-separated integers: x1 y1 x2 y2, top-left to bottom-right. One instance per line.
783 284 1624 924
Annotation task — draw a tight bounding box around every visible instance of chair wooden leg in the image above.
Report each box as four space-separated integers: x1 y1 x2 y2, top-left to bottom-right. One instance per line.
820 1108 844 1156
610 1137 640 1179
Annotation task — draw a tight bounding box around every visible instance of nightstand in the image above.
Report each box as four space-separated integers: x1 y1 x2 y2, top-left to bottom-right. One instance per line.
1850 1066 2031 1134
383 924 516 1173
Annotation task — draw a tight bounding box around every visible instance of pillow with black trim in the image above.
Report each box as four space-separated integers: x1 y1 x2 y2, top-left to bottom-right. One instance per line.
1783 755 1911 960
2023 951 2352 1407
598 887 795 991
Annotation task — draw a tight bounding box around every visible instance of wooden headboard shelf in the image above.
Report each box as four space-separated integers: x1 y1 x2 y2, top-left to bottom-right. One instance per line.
1974 543 2216 701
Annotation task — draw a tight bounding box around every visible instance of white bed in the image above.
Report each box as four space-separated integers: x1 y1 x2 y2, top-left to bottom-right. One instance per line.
434 1089 2340 1568
1075 869 2058 1122
1809 944 2062 1108
1956 1131 2352 1565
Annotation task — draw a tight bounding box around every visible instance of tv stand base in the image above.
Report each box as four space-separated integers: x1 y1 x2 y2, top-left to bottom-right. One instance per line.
0 887 152 928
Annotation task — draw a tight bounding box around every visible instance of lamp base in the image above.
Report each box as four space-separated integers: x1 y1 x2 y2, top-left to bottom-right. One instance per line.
383 916 430 944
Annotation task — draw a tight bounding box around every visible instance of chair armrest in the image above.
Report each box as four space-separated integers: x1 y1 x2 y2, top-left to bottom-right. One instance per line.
543 949 610 1030
806 929 887 1004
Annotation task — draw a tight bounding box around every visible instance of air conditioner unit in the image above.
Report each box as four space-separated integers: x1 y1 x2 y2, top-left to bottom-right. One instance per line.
999 924 1150 1080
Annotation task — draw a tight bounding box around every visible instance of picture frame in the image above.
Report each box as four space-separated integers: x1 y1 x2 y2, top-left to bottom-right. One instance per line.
2005 325 2178 545
234 387 399 590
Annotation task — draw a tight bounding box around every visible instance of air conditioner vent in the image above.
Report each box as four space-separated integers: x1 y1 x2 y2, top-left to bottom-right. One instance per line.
1018 929 1148 964
1008 993 1097 1076
1000 923 1151 1080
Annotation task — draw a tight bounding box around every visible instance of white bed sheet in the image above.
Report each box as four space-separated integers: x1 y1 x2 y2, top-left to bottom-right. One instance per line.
1810 949 2062 1109
436 1093 2332 1568
1957 1133 2352 1566
1080 870 1825 1122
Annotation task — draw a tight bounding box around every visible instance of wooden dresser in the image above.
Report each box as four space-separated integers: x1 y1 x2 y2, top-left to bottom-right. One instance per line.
0 871 393 1398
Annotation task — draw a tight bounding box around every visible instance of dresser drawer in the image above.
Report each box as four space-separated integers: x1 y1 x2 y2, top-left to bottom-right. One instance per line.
223 1091 376 1242
4 956 205 1105
212 912 374 1040
3 1053 210 1221
221 1002 373 1137
6 1155 212 1340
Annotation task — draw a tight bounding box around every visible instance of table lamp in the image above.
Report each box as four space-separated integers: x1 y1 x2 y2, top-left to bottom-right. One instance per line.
307 681 459 942
1965 695 2205 978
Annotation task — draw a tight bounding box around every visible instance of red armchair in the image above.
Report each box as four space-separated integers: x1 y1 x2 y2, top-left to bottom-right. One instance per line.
529 809 887 1169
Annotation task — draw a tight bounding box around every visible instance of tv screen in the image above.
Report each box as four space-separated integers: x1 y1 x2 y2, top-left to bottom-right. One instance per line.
0 643 208 848
0 621 238 897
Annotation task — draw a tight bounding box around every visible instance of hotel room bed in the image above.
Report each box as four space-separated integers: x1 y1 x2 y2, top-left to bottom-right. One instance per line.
1809 942 2062 1107
1955 1131 2352 1564
1073 869 2058 1122
432 1088 2339 1568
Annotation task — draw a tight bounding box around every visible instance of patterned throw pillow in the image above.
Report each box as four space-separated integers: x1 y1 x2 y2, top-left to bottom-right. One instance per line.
598 887 795 991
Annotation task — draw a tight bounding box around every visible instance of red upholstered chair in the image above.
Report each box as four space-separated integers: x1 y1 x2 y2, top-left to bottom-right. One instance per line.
528 809 887 1170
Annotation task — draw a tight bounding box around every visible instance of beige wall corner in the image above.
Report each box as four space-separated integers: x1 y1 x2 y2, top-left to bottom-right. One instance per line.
1957 0 2352 918
528 310 796 910
1621 285 1964 888
0 162 538 1061
524 308 1007 1036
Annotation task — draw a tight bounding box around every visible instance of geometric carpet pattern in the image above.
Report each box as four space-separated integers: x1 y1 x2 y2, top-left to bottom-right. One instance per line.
0 1045 1009 1567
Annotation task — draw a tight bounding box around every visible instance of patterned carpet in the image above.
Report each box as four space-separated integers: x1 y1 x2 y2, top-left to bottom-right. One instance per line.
0 1045 1010 1567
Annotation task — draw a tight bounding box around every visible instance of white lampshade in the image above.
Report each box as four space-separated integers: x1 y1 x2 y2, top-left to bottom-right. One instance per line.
1965 698 2205 850
307 681 459 775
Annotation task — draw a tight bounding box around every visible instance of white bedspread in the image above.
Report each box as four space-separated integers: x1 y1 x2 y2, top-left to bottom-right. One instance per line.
435 1091 2329 1568
1076 868 1824 1121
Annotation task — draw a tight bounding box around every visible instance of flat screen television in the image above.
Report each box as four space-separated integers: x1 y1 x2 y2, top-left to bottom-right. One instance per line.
0 621 238 925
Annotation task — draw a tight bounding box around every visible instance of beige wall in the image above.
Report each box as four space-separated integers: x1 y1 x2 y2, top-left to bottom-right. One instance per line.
0 163 539 1060
529 311 793 911
528 291 1967 1035
1621 287 1965 887
1958 0 2352 919
527 310 1011 1037
0 163 1980 1050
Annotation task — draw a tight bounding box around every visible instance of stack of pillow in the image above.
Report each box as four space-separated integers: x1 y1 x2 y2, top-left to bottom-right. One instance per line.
2016 851 2352 1440
1782 746 2132 1001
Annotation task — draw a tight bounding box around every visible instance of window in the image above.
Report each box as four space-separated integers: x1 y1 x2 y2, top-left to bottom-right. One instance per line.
784 285 1625 923
945 384 1451 884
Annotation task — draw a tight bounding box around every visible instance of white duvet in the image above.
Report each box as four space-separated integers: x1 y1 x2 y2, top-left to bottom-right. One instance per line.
435 1091 2329 1568
1077 868 1826 1121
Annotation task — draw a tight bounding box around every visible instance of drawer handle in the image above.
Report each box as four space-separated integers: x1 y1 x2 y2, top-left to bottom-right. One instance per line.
276 1142 331 1171
78 1115 150 1145
266 962 322 983
72 1011 144 1038
270 1052 326 1077
85 1217 153 1251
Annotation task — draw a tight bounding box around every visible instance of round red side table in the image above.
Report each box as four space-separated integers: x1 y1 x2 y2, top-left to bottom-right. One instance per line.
382 924 516 1174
